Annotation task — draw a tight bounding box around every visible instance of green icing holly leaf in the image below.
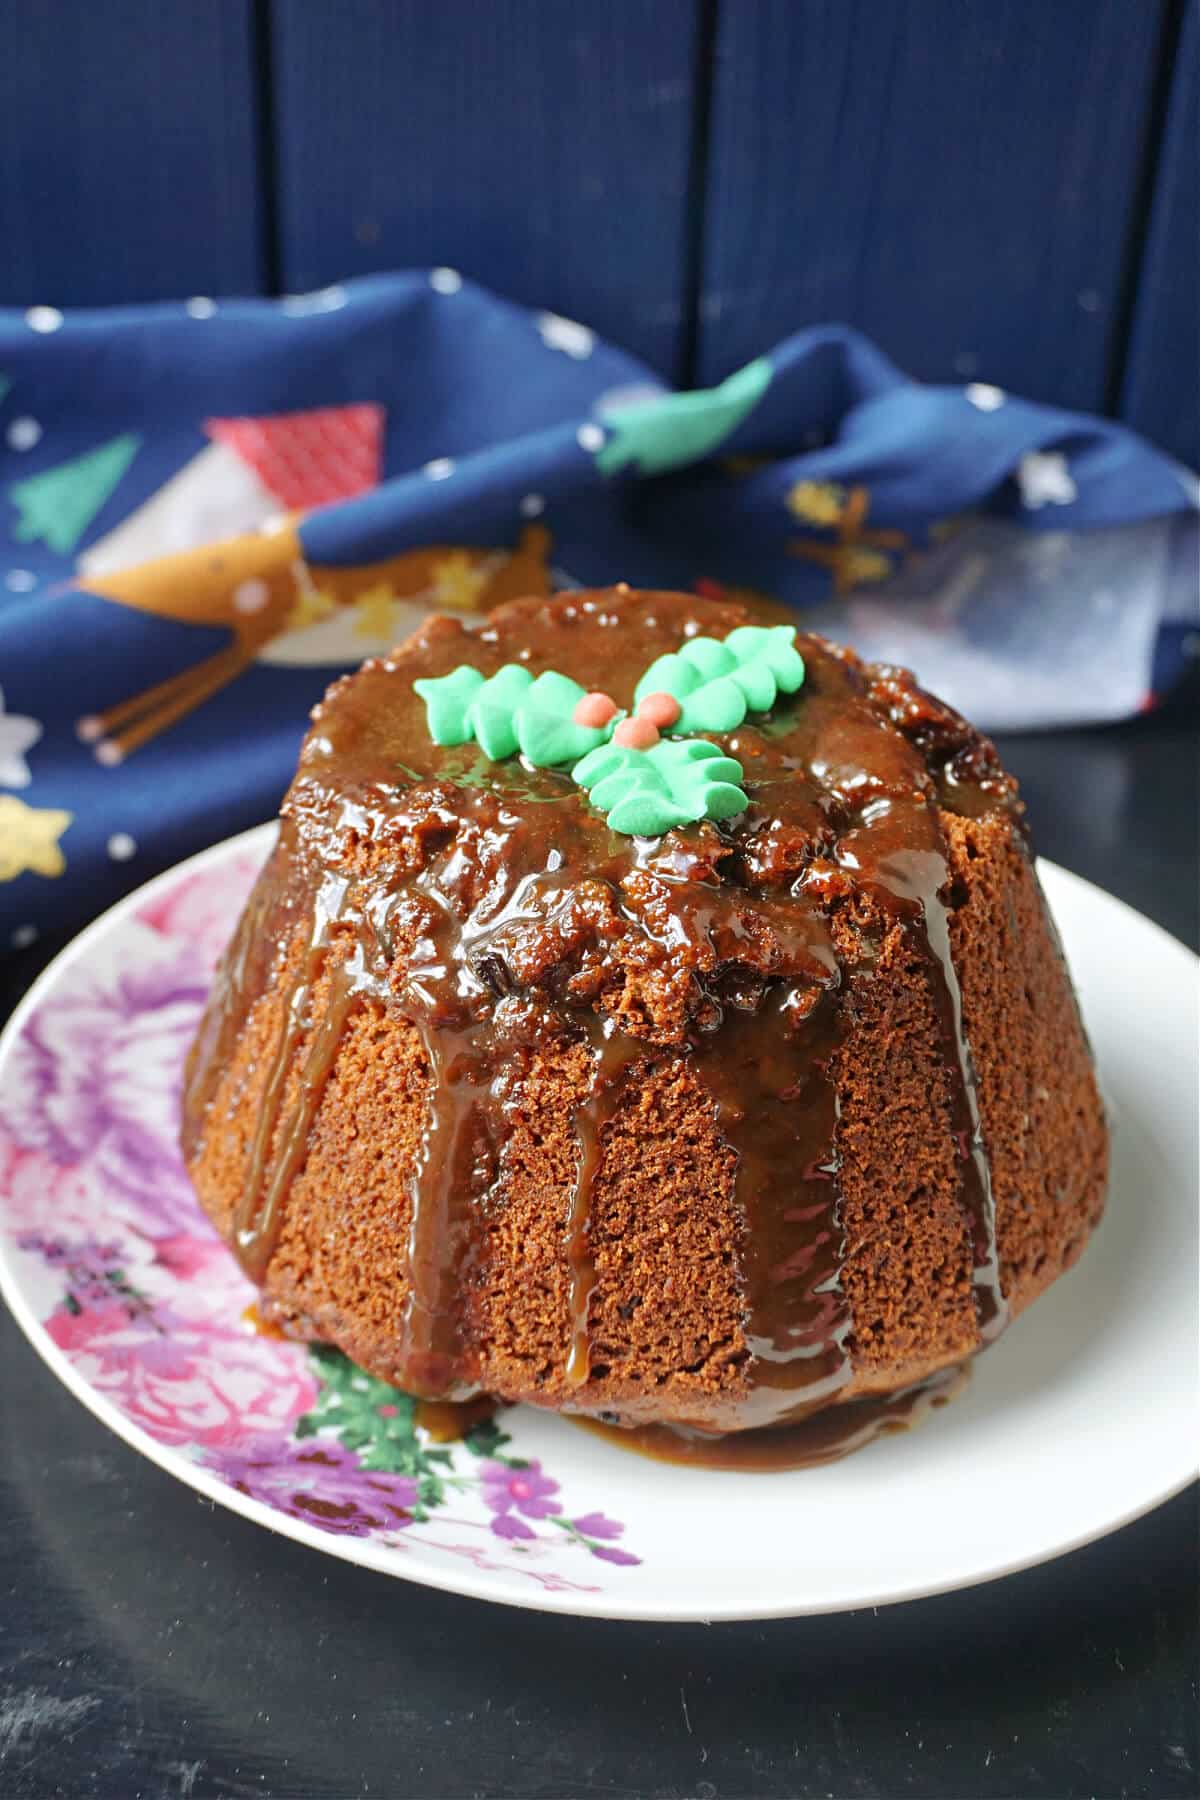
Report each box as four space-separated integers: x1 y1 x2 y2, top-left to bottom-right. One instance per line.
413 665 485 746
633 625 805 739
574 735 749 837
514 670 613 767
415 664 616 766
724 624 807 692
466 663 534 759
676 676 746 734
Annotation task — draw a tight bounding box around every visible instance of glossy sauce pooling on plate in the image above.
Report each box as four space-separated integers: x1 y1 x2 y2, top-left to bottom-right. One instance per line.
574 1362 970 1470
183 589 1024 1427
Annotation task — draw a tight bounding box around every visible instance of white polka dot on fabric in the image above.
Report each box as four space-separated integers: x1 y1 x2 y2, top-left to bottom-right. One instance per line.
10 924 38 950
519 493 546 518
423 457 455 480
6 417 42 451
5 569 37 592
26 306 63 333
576 423 605 452
537 312 596 359
107 832 137 862
233 578 270 614
429 267 463 294
965 383 1006 412
186 296 218 319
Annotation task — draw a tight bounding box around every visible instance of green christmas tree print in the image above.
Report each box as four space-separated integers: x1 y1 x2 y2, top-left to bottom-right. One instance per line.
9 433 141 553
594 357 772 477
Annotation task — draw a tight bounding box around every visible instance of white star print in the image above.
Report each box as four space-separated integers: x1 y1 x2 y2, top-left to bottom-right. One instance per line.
0 688 42 789
1017 452 1077 510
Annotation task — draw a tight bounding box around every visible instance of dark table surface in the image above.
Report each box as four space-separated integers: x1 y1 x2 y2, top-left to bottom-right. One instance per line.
1 711 1196 1800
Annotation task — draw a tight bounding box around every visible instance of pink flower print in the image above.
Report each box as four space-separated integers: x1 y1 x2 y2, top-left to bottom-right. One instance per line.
150 1232 257 1324
44 1299 318 1450
140 851 263 972
0 1132 135 1248
45 1298 133 1356
152 1232 228 1284
480 1460 562 1521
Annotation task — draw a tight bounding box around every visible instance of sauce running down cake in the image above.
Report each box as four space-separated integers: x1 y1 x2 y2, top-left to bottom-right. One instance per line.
183 588 1108 1463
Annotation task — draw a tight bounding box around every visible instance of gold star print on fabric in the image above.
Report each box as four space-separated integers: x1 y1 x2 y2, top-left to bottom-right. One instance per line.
282 587 337 634
786 480 846 527
354 584 398 639
787 484 909 595
430 552 489 612
834 546 894 587
0 796 73 880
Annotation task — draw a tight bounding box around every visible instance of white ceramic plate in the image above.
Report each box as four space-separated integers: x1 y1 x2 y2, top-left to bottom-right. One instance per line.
0 825 1195 1621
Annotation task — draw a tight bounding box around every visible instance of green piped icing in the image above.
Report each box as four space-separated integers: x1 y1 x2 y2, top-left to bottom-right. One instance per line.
412 666 485 746
413 663 617 766
633 625 806 738
514 670 614 767
412 624 807 837
574 736 748 837
467 663 533 759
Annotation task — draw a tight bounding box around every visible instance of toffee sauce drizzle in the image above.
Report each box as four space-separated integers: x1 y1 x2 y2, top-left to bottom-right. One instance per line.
184 605 1014 1427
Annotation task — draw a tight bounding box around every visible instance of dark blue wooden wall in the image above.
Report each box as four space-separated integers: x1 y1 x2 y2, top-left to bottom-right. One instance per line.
0 1 1194 465
1121 0 1199 470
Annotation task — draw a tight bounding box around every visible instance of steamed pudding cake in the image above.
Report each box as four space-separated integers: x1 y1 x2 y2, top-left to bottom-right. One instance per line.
182 587 1108 1459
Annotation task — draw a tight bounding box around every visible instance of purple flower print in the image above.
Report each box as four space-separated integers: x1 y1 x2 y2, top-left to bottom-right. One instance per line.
548 1509 642 1566
209 1436 420 1539
490 1512 537 1542
569 1511 625 1541
17 1231 152 1319
0 922 209 1237
480 1460 563 1521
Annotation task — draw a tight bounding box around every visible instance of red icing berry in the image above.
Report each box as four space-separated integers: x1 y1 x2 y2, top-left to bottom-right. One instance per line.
636 690 681 729
614 716 660 750
573 691 619 728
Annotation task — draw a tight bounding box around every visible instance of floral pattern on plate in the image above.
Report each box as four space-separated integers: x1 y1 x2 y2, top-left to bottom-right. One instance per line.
0 838 639 1595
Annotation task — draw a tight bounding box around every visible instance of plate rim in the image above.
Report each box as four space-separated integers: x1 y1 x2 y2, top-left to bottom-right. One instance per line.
0 826 1195 1623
